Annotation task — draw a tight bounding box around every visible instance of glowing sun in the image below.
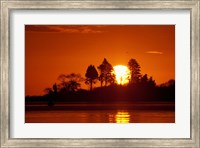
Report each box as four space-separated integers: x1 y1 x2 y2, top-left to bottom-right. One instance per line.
113 65 130 85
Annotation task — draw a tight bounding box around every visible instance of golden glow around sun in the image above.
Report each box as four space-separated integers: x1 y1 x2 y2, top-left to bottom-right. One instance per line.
113 65 130 85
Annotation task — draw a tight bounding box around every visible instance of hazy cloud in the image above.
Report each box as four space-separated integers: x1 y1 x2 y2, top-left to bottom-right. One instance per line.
25 25 105 34
146 51 163 54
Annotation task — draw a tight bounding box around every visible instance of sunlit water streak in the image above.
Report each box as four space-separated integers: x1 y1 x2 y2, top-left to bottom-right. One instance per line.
25 102 175 123
26 109 175 123
109 111 130 123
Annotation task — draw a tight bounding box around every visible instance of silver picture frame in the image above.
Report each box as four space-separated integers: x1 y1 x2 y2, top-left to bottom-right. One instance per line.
1 0 199 147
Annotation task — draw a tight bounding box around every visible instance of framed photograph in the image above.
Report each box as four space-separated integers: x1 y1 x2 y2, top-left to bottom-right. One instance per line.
1 0 199 147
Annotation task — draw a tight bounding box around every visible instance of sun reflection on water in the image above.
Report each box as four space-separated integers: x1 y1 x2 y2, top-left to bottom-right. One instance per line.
109 111 130 123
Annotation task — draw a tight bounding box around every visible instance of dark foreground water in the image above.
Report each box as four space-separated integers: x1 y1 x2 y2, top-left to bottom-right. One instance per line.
25 102 175 123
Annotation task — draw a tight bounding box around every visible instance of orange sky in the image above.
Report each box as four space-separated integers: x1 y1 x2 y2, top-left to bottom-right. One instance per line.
25 25 175 96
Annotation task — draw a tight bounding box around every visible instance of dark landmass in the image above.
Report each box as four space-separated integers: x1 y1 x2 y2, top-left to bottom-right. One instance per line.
25 58 175 109
25 83 175 106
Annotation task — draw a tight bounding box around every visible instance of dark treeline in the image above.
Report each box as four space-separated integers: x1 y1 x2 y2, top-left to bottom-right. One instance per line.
26 58 175 105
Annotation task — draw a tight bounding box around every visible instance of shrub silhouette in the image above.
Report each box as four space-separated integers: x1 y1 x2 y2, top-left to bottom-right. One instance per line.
58 73 83 92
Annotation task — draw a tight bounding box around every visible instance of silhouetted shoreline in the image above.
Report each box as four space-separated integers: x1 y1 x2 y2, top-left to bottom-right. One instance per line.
26 83 175 104
25 101 175 111
26 58 175 107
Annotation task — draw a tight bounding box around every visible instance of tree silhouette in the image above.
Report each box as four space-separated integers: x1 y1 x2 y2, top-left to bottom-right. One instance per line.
98 58 114 86
58 73 83 92
44 87 53 95
53 83 58 93
128 58 141 84
140 74 148 86
44 83 58 106
57 74 68 92
85 65 98 91
106 73 116 85
139 74 156 88
148 76 156 87
160 79 175 87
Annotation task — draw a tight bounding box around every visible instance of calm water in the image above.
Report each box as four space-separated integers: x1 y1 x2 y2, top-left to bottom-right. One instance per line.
25 102 175 123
